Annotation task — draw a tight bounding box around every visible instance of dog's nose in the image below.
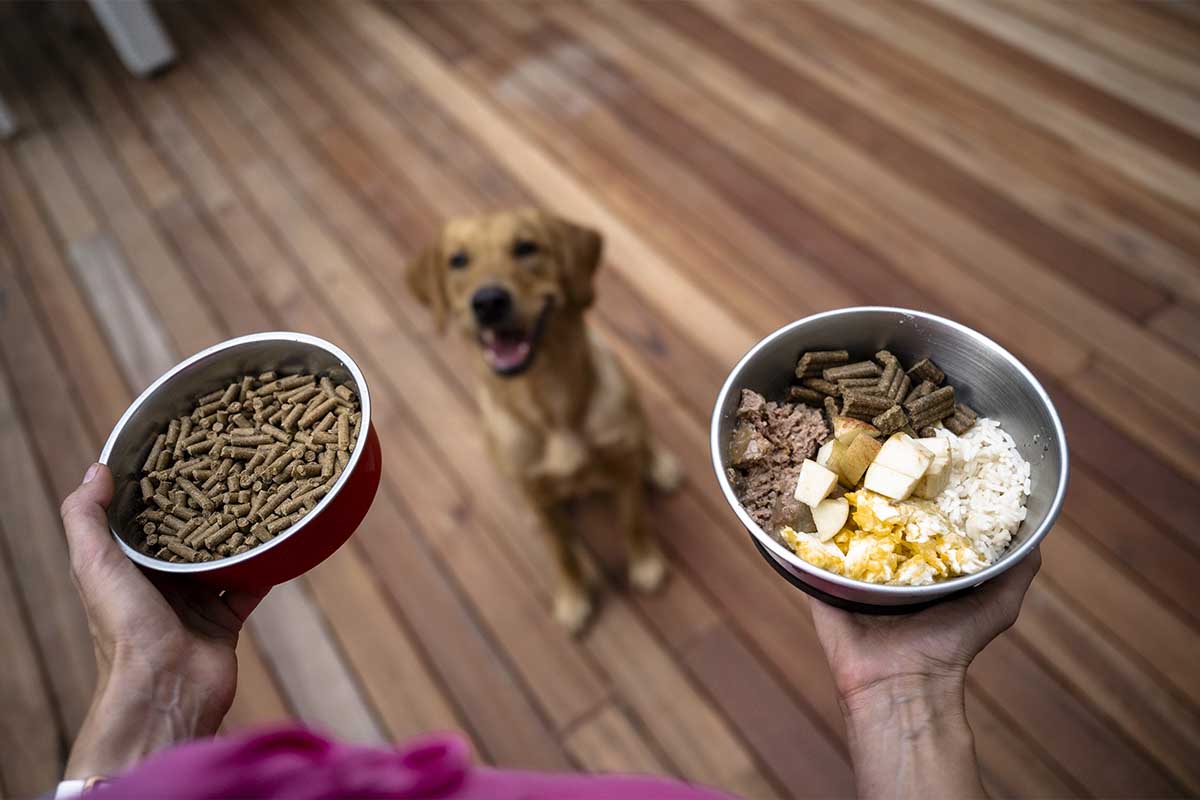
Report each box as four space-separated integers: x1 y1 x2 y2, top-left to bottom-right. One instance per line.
471 285 513 326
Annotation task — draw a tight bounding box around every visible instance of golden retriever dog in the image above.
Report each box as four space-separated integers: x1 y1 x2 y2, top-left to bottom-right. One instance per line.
406 209 682 633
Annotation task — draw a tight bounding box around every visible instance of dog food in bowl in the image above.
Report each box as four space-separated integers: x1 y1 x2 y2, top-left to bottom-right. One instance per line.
131 371 361 563
726 349 1031 586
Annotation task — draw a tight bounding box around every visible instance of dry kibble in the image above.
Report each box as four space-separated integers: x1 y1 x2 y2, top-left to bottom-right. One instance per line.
131 371 360 562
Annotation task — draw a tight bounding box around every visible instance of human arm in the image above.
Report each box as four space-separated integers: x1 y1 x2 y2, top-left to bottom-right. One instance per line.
810 550 1041 799
60 464 267 780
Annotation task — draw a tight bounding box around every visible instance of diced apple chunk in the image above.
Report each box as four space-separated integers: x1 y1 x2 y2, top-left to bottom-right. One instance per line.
812 497 850 542
832 415 880 446
874 433 934 479
839 434 881 486
913 437 952 499
794 459 838 506
863 462 920 500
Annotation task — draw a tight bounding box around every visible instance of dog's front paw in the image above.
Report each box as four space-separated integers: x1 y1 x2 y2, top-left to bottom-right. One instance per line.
629 549 668 593
553 586 594 636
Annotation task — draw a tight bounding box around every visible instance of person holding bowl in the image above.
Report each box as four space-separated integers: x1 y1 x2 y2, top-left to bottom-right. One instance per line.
56 464 1039 799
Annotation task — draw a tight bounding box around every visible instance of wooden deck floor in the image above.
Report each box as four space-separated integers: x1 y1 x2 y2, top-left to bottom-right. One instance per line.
2 1 1199 796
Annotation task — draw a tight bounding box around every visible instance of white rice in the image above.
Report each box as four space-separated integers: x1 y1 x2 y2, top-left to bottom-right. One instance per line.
932 418 1031 564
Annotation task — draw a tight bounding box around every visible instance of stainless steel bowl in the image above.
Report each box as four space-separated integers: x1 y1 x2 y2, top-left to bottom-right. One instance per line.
711 307 1068 608
99 332 382 590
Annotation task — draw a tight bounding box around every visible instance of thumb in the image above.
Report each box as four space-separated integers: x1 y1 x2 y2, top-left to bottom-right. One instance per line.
60 463 121 578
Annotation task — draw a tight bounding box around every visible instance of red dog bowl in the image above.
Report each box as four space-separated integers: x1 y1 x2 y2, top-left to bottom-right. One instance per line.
100 332 382 591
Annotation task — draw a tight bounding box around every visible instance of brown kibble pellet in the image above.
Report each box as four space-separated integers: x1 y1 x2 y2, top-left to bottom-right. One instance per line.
143 434 167 472
334 385 354 402
801 378 839 396
842 390 893 415
280 403 304 431
789 386 825 406
280 384 320 405
904 385 954 416
906 358 945 386
794 350 849 379
891 372 911 404
337 413 350 451
140 477 156 501
219 382 240 407
904 380 936 405
230 433 274 447
261 423 290 444
872 405 908 436
299 397 339 430
823 361 881 382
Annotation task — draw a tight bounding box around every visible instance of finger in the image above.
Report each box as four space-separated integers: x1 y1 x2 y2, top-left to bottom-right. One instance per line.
60 464 121 578
970 547 1041 633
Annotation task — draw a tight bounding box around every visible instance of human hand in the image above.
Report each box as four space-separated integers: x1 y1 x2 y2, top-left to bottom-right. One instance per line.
60 463 268 778
811 552 1040 800
810 549 1040 704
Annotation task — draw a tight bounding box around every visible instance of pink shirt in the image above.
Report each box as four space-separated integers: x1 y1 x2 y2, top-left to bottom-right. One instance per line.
94 726 739 799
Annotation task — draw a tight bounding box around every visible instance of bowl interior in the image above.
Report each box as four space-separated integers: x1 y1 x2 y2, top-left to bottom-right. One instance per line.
714 308 1067 593
103 335 366 567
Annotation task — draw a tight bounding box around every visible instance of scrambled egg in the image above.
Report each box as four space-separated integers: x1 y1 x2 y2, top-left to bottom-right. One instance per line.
780 490 987 585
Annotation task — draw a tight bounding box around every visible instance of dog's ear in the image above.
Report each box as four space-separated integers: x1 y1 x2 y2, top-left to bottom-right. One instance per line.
406 243 448 333
549 216 602 309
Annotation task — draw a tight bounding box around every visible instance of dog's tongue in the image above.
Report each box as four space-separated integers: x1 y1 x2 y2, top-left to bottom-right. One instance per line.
482 329 531 372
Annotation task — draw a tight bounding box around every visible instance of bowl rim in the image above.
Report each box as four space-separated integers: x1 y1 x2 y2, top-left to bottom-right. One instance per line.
99 331 373 574
710 306 1069 598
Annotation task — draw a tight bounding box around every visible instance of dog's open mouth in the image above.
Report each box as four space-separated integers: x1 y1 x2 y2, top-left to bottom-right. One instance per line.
479 299 552 376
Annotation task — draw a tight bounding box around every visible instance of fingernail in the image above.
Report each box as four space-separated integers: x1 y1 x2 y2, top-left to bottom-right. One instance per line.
84 463 101 484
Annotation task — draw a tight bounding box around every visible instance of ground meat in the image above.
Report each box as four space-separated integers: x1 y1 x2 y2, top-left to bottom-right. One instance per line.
728 389 830 534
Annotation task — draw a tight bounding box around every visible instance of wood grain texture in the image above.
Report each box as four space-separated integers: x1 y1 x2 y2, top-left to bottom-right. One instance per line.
2 1 1199 796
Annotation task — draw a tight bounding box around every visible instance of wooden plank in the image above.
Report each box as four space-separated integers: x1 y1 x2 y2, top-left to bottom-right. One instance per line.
305 545 471 742
66 233 178 391
0 149 127 438
1040 518 1200 707
1081 2 1200 62
970 633 1185 798
964 690 1082 799
564 704 673 776
810 0 1200 223
1047 377 1200 550
248 581 386 743
583 603 780 799
1149 304 1200 360
1017 579 1200 793
747 1 1200 309
684 622 855 797
221 633 292 734
1000 0 1200 92
0 519 63 797
96 34 569 771
624 1 1200 415
919 0 1200 139
549 2 1091 382
0 349 95 735
0 26 220 362
1062 464 1200 629
1069 359 1200 485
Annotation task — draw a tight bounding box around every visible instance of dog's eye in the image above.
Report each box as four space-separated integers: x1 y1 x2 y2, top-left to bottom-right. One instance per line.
512 239 540 259
448 250 470 270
